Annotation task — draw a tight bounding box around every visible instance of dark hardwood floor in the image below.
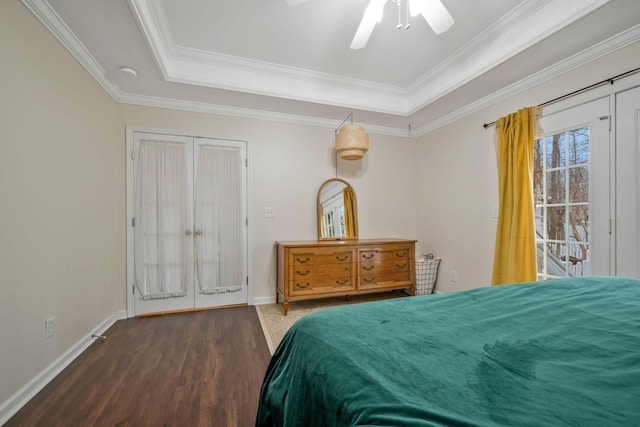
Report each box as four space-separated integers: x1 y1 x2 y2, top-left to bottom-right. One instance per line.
6 306 272 427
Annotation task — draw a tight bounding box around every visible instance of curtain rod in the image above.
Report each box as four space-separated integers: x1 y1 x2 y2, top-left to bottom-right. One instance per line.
482 66 640 129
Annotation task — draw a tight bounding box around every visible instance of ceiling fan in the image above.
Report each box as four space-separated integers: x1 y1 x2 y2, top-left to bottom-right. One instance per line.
285 0 454 50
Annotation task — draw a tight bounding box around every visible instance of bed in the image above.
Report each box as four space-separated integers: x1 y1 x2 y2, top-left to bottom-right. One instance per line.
256 276 640 426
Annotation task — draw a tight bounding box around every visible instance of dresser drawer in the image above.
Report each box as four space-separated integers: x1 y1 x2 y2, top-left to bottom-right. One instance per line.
289 249 353 266
360 258 410 275
359 271 411 290
289 276 355 296
358 245 411 263
291 262 352 280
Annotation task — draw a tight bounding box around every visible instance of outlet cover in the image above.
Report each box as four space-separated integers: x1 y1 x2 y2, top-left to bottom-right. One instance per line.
264 207 275 218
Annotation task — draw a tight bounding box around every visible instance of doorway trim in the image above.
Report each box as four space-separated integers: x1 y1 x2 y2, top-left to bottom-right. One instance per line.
125 126 253 318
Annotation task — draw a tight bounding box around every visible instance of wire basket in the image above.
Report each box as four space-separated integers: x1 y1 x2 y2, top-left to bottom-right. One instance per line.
415 254 441 295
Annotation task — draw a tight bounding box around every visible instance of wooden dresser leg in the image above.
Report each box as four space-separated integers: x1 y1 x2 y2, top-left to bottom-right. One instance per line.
283 301 289 315
345 295 350 302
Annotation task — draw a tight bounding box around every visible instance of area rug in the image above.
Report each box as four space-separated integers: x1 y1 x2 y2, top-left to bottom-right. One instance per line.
256 291 407 354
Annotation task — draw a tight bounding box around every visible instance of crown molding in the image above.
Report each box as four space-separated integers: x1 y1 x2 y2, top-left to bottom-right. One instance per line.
126 0 173 79
405 0 612 114
164 46 409 115
407 0 551 98
117 92 410 137
411 23 640 137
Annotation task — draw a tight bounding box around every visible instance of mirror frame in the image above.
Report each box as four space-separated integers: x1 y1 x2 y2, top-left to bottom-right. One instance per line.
316 178 359 240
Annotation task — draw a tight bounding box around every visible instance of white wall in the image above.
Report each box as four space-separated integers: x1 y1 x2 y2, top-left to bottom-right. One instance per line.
117 106 419 304
0 0 120 407
416 41 640 293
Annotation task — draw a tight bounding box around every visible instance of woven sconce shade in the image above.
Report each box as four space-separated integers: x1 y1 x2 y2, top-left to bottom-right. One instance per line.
335 125 369 160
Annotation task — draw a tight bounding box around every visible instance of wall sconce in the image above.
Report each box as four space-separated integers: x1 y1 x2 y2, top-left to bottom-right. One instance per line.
335 113 369 160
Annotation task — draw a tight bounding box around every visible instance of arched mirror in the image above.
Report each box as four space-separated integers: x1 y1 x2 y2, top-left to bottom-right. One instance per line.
317 178 358 240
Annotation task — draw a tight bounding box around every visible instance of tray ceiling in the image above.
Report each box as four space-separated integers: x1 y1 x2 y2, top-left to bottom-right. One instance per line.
22 0 640 136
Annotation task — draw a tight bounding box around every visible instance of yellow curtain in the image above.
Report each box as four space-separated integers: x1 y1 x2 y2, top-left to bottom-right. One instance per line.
492 107 540 285
343 187 356 237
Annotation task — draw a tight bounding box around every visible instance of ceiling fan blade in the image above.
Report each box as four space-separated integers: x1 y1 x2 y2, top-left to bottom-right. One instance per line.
409 0 454 35
350 0 387 50
285 0 309 5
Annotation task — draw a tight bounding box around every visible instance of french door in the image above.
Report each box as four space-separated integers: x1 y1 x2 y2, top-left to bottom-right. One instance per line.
131 131 248 315
535 97 611 279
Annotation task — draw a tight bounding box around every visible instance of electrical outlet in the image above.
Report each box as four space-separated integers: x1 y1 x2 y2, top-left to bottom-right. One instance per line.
45 317 55 339
450 270 457 282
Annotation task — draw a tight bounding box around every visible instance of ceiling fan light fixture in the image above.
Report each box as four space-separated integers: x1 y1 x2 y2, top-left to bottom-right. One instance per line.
409 0 454 35
350 0 387 50
287 0 453 50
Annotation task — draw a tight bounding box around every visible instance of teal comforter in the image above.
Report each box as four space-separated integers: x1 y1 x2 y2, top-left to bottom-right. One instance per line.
256 277 640 426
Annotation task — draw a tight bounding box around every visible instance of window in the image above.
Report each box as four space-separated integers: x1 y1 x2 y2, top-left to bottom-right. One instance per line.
534 126 590 279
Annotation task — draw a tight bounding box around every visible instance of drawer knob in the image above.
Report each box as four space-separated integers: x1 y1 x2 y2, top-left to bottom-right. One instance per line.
336 255 349 261
295 282 311 288
296 257 311 263
363 277 376 283
362 254 374 259
396 263 407 268
336 279 349 285
395 251 406 257
363 265 375 271
296 269 311 276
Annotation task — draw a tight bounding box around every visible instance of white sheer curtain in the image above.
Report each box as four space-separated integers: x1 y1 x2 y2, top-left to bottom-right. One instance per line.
195 145 243 294
134 140 191 300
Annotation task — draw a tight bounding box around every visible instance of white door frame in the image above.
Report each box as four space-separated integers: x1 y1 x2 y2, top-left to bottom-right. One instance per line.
615 86 640 277
125 126 253 318
536 97 611 277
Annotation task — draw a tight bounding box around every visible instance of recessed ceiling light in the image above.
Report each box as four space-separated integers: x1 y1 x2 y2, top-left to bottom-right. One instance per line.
119 66 138 78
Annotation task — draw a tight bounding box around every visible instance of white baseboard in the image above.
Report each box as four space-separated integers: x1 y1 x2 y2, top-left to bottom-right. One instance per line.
252 295 276 305
0 311 125 425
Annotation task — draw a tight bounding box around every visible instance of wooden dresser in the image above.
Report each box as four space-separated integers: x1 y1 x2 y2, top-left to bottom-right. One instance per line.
276 239 416 314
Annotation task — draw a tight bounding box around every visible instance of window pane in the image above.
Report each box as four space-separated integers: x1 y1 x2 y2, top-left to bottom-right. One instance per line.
568 205 589 242
546 207 565 241
546 241 566 275
534 139 544 204
535 206 544 239
537 242 545 275
569 166 588 203
546 133 566 168
568 127 589 165
546 170 565 203
566 244 589 277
